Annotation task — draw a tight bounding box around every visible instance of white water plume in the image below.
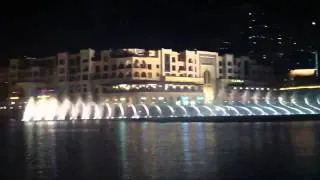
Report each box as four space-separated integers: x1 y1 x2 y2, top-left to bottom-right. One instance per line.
20 91 320 122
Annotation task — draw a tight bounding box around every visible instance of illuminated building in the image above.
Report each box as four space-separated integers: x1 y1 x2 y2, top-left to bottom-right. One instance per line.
281 68 320 90
9 48 219 104
8 48 277 105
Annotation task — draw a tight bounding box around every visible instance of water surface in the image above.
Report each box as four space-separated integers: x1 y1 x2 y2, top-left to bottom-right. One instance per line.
2 120 320 179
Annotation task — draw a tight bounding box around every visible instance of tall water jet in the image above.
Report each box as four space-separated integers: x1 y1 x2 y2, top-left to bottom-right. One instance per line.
127 104 139 118
216 88 228 104
105 103 112 119
136 104 150 117
22 97 36 121
241 90 251 104
253 91 277 115
93 103 103 119
57 98 72 120
149 104 162 117
44 97 59 120
228 89 238 104
266 91 290 115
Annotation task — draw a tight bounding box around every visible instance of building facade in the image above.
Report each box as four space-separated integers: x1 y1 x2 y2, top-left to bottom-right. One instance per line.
9 48 219 105
8 48 276 105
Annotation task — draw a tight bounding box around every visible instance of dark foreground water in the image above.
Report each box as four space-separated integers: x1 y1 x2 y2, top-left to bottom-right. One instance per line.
2 120 320 180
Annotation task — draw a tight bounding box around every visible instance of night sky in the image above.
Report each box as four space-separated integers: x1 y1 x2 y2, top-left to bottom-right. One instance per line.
0 0 320 66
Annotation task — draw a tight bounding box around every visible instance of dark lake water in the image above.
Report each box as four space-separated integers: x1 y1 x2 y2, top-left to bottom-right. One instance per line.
2 119 320 180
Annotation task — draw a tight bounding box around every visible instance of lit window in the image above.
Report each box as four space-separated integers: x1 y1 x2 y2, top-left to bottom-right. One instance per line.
148 72 152 78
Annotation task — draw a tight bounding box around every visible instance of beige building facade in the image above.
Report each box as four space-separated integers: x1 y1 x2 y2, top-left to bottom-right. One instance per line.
9 48 219 105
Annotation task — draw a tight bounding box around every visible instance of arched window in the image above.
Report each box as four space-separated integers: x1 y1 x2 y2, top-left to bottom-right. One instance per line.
204 71 211 84
141 72 147 77
134 72 140 77
134 60 139 68
140 60 147 68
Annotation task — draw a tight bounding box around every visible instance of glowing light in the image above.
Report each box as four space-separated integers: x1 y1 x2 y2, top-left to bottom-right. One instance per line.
37 95 50 99
289 69 316 77
230 79 244 83
9 97 19 100
280 85 320 91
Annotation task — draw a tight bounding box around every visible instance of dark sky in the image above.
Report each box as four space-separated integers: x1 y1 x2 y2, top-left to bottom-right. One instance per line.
1 0 320 65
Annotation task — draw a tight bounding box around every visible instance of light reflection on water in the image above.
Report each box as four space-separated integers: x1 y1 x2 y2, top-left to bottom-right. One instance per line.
2 120 320 179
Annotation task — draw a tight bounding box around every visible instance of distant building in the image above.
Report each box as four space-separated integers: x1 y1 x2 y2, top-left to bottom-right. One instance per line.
8 48 276 105
215 54 276 102
8 56 56 99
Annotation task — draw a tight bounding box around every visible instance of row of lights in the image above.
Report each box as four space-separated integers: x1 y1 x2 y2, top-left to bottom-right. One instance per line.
111 84 196 91
233 87 276 91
